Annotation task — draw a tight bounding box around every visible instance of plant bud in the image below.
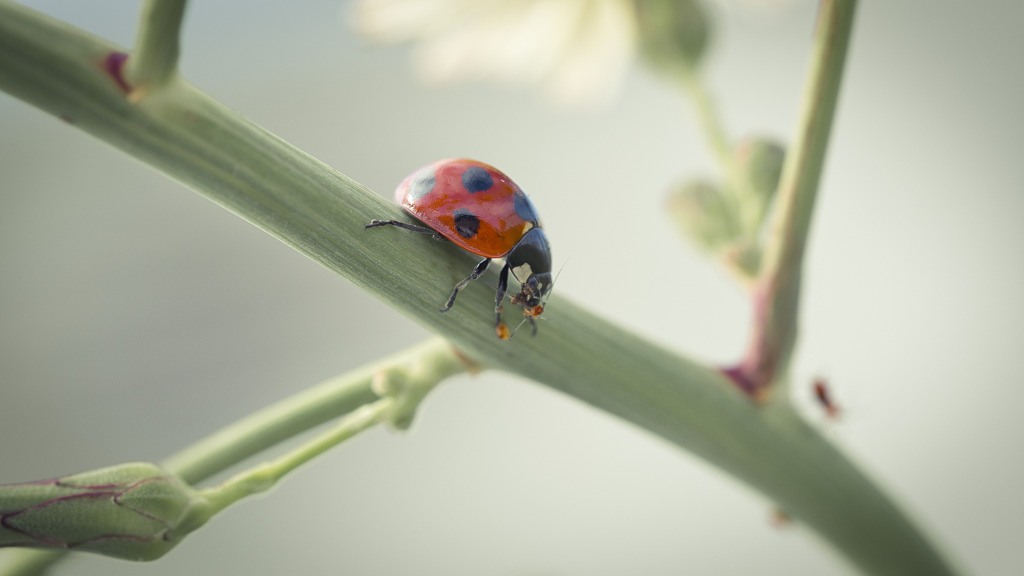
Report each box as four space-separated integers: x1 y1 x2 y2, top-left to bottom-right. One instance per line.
0 462 210 561
721 240 761 280
735 136 786 226
666 179 740 253
634 0 711 73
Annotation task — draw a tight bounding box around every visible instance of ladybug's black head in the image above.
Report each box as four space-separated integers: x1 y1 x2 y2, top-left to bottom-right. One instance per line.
506 228 553 311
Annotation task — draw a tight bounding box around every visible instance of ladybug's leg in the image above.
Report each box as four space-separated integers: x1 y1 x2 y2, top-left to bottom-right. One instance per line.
441 258 490 313
494 263 510 327
365 220 444 240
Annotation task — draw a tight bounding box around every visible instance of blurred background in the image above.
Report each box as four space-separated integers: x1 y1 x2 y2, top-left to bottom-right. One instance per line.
1 1 1022 574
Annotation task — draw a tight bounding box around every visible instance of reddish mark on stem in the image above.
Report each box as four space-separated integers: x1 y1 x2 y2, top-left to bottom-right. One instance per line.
450 345 481 374
721 365 759 397
103 51 133 94
770 508 792 529
721 281 781 400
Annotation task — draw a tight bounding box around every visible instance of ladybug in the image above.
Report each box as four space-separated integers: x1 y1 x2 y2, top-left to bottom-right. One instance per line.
366 158 552 340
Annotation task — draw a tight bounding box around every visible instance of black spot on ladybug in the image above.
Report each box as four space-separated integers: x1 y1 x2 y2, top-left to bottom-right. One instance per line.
453 209 480 239
461 166 494 193
409 168 436 200
513 190 539 224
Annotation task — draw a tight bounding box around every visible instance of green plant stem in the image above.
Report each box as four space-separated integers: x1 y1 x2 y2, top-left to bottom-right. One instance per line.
201 399 393 515
124 0 186 93
0 338 464 574
679 69 759 227
735 0 859 395
0 2 959 575
0 551 54 576
160 337 459 484
161 369 377 484
680 69 733 178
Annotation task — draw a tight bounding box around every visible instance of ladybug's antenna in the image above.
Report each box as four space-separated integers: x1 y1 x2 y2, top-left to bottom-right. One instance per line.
506 310 555 341
506 315 536 341
538 259 567 308
503 260 564 341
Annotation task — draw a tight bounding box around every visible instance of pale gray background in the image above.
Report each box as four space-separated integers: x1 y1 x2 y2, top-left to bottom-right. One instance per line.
1 1 1022 575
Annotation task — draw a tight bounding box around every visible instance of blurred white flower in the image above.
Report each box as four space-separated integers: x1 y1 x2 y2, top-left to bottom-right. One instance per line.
715 0 798 11
354 0 638 106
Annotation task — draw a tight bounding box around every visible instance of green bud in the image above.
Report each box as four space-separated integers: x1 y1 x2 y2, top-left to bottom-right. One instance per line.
721 241 761 280
0 462 211 561
634 0 712 73
667 178 768 281
666 179 740 253
734 136 786 227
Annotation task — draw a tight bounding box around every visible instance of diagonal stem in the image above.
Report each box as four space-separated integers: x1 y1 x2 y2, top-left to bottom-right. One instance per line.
199 399 395 515
160 337 461 484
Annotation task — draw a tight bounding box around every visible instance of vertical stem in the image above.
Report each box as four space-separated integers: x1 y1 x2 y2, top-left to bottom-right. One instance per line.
680 70 734 177
736 0 858 393
124 0 187 94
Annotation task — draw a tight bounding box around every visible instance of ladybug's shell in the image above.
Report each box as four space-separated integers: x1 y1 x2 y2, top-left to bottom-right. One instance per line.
395 158 541 259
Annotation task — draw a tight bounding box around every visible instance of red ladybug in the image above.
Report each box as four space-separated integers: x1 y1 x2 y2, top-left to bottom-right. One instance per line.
366 158 553 339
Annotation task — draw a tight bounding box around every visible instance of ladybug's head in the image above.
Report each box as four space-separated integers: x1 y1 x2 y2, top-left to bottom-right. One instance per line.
512 273 551 306
506 228 553 316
